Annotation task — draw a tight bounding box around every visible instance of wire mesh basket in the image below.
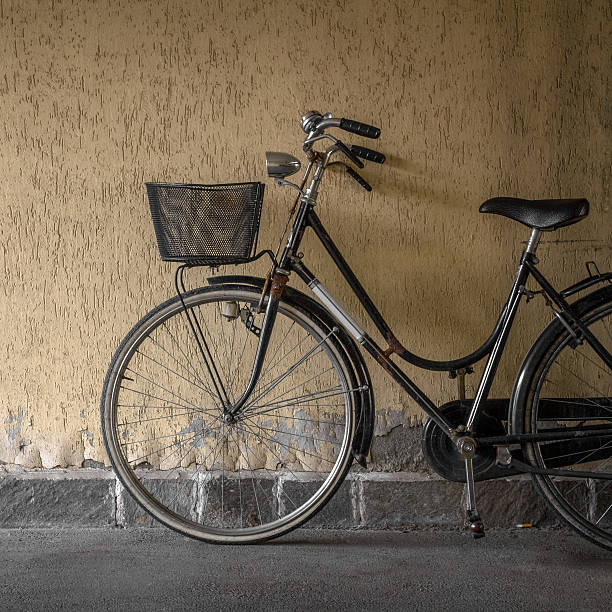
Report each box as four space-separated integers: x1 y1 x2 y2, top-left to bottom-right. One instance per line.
146 181 265 266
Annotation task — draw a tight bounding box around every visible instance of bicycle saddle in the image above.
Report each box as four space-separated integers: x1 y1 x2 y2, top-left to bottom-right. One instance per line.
479 197 589 231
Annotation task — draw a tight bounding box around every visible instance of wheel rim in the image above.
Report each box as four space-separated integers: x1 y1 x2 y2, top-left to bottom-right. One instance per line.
103 288 355 541
529 301 612 545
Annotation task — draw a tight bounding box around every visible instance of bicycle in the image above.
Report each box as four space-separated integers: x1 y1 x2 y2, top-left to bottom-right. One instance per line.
101 111 612 548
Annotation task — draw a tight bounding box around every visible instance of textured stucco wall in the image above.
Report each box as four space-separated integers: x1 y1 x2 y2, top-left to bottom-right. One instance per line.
1 0 610 468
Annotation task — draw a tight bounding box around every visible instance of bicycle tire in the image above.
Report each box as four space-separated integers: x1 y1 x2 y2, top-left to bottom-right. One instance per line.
101 284 358 544
513 285 612 550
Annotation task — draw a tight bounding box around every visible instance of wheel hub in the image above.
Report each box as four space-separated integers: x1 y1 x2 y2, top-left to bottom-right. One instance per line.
222 411 237 425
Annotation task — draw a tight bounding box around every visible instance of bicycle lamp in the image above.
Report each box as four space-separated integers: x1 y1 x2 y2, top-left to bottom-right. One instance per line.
265 151 301 180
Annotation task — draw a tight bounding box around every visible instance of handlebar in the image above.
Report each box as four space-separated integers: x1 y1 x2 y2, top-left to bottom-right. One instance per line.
301 111 381 140
294 110 385 192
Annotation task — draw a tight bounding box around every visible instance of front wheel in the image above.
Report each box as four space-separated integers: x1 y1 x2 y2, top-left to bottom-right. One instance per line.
101 284 358 543
514 286 612 550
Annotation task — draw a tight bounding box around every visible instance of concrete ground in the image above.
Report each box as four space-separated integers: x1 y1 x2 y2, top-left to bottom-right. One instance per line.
0 528 610 611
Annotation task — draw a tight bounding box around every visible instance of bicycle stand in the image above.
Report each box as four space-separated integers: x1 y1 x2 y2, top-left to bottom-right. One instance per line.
458 436 486 539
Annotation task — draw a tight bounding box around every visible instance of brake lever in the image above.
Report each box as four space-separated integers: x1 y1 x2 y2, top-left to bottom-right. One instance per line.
335 139 364 169
326 161 372 192
304 133 365 169
346 167 371 191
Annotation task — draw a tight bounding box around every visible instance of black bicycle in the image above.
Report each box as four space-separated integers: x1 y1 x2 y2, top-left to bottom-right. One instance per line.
101 111 612 548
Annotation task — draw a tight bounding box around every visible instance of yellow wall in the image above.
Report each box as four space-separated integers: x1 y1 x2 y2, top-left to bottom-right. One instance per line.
1 0 610 468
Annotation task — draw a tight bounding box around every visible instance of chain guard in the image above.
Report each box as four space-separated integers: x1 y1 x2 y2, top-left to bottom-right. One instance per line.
422 401 508 482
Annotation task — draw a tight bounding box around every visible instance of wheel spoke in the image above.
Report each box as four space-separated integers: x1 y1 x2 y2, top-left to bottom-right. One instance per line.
244 328 337 409
196 431 226 522
120 420 225 449
595 502 612 526
530 299 612 547
158 322 216 400
231 424 298 512
119 386 214 416
248 366 336 412
160 429 228 517
551 361 612 408
136 348 221 407
196 304 233 399
241 413 343 447
234 420 336 469
227 425 269 524
246 387 357 419
126 430 199 466
125 367 208 413
115 410 202 428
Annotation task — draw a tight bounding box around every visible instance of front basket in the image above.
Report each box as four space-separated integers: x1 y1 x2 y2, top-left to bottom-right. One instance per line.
146 181 265 265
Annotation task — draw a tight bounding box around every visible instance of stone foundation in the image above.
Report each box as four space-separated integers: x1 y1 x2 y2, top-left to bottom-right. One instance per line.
0 468 558 530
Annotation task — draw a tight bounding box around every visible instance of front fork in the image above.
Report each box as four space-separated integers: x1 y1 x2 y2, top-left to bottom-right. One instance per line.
225 271 289 418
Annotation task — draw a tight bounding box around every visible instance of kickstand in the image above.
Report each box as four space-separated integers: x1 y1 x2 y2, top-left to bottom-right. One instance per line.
459 437 485 539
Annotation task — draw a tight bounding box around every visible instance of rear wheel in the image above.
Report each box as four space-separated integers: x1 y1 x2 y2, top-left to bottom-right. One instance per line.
101 284 357 543
518 286 612 550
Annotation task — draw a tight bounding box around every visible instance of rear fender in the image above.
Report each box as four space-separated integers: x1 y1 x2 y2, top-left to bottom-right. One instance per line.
207 275 375 466
561 271 612 299
510 284 612 435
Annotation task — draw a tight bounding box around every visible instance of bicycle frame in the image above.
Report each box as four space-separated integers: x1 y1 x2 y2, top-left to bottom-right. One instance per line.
220 156 612 451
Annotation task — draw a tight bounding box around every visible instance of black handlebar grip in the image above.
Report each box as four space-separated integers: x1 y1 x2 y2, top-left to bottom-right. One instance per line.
346 167 372 192
339 118 381 139
350 145 386 164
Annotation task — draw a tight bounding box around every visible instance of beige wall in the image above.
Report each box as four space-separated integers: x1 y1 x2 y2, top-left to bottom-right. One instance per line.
1 0 610 468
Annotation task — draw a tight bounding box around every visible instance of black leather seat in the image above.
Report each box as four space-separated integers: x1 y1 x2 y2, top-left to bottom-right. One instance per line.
479 197 589 231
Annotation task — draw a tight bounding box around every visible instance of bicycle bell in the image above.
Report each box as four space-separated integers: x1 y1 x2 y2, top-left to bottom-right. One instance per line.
301 110 333 134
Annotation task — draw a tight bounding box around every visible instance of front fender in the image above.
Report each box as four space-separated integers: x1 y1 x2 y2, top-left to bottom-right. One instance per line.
207 275 375 467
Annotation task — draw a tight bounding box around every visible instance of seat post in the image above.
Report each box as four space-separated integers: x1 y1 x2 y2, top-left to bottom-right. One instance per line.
525 228 542 256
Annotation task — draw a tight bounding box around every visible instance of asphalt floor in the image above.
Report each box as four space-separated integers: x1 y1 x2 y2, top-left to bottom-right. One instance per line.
0 528 610 611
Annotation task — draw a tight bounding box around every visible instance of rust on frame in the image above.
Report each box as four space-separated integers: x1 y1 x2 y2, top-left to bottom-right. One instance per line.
374 346 394 374
381 332 408 360
269 272 289 301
